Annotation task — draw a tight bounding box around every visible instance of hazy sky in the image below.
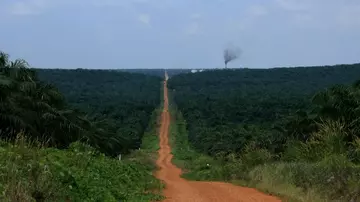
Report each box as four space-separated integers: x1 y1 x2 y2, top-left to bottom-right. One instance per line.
0 0 359 69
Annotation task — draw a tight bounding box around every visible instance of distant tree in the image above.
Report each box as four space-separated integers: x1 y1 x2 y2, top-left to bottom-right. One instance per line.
224 46 241 68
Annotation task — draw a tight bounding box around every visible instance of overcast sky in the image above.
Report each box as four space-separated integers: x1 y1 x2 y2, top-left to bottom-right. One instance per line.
0 0 359 69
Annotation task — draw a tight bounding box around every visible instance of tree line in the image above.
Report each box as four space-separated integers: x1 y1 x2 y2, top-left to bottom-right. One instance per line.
0 52 162 156
119 69 195 78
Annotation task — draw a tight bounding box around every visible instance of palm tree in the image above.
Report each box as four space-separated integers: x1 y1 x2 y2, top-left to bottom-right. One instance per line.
0 51 131 155
0 51 84 146
311 83 360 141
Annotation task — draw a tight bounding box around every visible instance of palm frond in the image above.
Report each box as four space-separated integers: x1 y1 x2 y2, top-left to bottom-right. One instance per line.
312 91 329 105
19 81 37 94
10 59 29 69
0 52 9 67
42 112 57 120
0 74 13 87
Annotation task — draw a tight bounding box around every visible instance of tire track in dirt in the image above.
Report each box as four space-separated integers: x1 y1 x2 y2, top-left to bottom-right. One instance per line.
155 74 282 202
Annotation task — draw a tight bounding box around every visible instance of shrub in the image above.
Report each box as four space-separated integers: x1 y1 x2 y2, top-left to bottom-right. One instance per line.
0 139 163 202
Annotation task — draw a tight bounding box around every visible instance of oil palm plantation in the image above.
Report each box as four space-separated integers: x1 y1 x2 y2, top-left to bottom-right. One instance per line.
0 51 131 155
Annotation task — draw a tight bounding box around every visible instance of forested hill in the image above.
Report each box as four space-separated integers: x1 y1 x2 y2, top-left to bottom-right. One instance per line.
37 69 162 154
168 63 360 155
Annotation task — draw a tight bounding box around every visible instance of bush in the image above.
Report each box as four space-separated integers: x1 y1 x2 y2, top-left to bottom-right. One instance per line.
248 156 360 202
283 121 348 162
246 121 360 201
0 137 67 202
0 139 163 202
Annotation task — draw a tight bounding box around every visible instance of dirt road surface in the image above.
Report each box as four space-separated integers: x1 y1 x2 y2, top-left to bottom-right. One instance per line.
155 76 282 202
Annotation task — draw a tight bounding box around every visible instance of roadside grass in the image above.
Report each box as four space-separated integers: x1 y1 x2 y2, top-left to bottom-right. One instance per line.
168 109 224 181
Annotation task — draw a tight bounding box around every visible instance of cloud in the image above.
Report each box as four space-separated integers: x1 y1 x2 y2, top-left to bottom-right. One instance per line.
4 0 69 16
138 14 151 26
248 5 268 17
4 0 142 16
190 13 202 20
9 2 38 15
336 5 360 28
185 12 204 36
275 0 309 11
7 0 49 16
92 0 134 7
132 0 150 3
91 0 168 9
293 13 312 23
184 22 200 36
235 5 268 31
273 0 360 29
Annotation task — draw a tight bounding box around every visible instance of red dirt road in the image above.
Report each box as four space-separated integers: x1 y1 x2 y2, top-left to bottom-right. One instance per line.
155 77 282 202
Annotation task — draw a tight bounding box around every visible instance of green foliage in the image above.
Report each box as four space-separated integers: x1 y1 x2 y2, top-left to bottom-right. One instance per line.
168 109 224 181
249 156 360 202
170 111 360 201
283 121 347 162
241 120 360 201
168 66 360 201
126 109 163 172
0 51 164 201
0 51 162 155
168 65 360 155
0 137 163 202
37 68 162 155
0 52 84 147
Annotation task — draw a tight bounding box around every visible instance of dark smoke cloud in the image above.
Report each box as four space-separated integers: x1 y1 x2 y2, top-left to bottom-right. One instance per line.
224 45 241 68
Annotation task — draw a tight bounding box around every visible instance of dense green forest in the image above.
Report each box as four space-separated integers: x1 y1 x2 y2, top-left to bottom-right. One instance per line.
168 64 360 201
168 64 360 155
37 69 161 155
0 52 163 201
